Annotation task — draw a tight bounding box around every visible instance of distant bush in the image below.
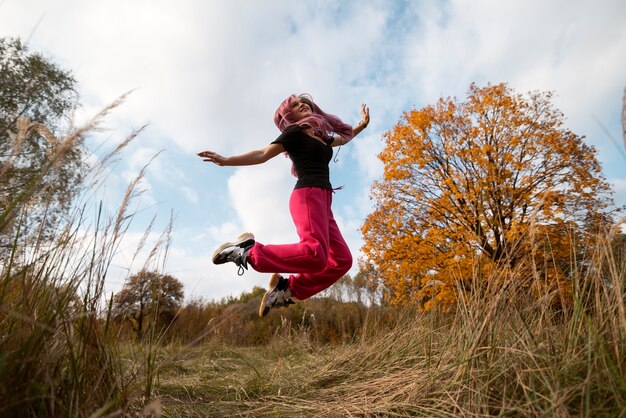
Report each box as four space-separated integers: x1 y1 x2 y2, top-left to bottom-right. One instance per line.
164 285 391 346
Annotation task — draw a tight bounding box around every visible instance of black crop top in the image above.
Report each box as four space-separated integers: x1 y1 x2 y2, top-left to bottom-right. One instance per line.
271 125 334 190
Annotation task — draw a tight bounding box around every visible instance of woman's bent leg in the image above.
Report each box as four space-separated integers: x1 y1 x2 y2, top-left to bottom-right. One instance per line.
247 188 330 273
288 199 353 300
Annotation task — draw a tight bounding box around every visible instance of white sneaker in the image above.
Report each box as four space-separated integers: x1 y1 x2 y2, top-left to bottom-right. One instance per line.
212 232 255 276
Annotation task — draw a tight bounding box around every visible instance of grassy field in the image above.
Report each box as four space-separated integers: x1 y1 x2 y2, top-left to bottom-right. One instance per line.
149 267 626 418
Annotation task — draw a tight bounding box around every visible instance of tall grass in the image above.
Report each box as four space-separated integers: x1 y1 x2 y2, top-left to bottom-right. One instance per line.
0 98 165 417
333 238 620 416
154 227 625 417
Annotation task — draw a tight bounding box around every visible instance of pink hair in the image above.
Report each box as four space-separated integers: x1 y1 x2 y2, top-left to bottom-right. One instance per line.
274 94 354 141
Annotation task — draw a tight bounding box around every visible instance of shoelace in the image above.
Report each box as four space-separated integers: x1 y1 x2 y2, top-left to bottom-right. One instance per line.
226 247 248 276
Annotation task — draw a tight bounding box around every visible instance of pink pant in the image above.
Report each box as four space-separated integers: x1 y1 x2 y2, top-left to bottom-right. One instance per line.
247 187 352 300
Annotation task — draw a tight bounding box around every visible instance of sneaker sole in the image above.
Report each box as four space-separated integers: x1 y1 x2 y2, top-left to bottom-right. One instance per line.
259 273 282 317
212 232 255 265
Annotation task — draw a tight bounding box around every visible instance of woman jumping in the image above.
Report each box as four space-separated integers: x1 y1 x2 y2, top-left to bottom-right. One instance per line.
198 94 369 317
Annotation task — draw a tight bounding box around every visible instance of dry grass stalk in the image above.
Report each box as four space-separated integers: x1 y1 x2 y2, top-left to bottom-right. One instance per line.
0 95 178 416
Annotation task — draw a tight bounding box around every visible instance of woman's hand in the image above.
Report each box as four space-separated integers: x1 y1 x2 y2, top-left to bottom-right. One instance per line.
351 103 370 138
360 103 370 128
197 150 228 166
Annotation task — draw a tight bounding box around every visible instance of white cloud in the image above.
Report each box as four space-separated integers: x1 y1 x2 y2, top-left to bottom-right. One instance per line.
228 159 297 244
403 0 626 140
352 132 385 183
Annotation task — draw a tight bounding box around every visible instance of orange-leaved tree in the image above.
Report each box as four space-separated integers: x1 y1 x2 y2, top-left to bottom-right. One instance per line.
361 83 614 309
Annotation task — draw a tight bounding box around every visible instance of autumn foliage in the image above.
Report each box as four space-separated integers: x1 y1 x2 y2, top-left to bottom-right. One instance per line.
361 83 614 309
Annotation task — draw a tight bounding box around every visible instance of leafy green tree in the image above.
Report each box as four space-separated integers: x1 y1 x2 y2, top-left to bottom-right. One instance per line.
113 270 184 340
0 37 84 250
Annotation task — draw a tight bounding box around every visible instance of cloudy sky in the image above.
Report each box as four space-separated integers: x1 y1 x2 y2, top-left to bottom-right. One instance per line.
2 0 625 302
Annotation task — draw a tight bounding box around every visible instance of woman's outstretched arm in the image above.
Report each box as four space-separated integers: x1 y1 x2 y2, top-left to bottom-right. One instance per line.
331 103 370 147
197 143 284 167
